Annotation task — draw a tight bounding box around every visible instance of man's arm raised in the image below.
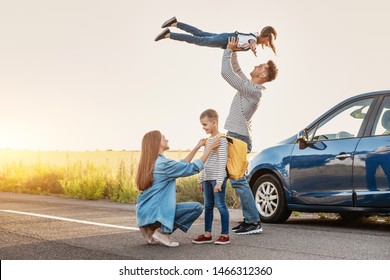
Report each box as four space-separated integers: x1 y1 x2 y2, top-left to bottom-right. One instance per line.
221 37 253 94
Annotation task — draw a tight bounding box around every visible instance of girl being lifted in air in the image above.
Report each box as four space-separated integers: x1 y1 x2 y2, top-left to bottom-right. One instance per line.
155 17 277 57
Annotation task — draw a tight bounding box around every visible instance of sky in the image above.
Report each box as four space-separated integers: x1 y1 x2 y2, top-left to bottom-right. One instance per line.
0 0 389 152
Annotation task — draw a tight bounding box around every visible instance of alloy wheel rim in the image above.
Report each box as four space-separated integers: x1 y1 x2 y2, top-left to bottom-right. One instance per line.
255 181 279 217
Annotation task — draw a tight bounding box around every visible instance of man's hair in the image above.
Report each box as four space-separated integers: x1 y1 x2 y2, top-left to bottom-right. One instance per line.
200 109 219 122
260 26 277 55
266 60 278 82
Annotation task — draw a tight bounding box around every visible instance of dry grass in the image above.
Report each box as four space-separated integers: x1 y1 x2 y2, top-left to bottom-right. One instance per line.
0 149 240 207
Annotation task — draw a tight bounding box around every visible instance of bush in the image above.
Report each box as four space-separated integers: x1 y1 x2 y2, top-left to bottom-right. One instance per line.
0 163 64 195
105 160 139 203
225 181 241 209
24 165 64 195
0 163 25 193
60 162 108 200
177 175 203 203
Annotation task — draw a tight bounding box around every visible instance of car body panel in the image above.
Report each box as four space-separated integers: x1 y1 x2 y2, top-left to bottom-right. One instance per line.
289 138 360 206
353 136 390 207
247 144 293 189
247 90 390 218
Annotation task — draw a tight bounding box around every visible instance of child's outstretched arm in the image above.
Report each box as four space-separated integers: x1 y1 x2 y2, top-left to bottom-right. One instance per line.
249 39 257 57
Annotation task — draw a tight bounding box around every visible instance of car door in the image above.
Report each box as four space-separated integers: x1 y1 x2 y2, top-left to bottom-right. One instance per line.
353 95 390 207
289 97 375 206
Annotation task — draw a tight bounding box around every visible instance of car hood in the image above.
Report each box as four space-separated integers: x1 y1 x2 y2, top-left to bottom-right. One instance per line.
278 134 297 145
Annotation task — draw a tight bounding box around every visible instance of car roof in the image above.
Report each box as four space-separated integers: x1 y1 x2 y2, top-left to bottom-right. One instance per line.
347 90 390 100
305 90 390 130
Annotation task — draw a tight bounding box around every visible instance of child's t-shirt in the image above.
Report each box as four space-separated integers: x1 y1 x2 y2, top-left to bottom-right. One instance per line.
199 135 228 185
236 32 258 50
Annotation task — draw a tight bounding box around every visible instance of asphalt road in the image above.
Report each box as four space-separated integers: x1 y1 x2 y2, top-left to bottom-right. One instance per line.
1 191 389 260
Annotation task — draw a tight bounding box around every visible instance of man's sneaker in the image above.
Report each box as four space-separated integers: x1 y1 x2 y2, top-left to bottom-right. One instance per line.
234 222 263 235
232 219 246 232
192 234 213 244
214 235 230 245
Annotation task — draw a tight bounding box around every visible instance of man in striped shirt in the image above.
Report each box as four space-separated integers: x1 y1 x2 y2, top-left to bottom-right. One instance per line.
222 37 278 235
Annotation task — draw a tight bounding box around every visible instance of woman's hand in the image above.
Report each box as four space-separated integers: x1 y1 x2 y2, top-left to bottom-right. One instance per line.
214 184 222 192
183 138 206 162
195 138 206 149
208 136 220 151
198 183 203 192
200 136 220 163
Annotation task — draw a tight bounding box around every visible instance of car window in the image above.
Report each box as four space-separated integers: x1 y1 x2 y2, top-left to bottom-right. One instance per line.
308 98 374 141
371 96 390 136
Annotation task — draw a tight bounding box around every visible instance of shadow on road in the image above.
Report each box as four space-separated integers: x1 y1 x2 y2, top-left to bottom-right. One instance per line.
284 213 390 232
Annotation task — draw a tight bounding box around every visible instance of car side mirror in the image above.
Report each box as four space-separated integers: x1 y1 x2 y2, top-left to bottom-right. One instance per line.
297 129 308 149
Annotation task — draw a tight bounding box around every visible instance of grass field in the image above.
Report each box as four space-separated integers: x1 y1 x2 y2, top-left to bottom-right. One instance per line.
0 149 240 206
0 149 198 166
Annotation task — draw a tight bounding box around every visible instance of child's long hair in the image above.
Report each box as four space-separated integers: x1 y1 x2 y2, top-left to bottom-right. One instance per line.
136 130 161 191
260 26 277 55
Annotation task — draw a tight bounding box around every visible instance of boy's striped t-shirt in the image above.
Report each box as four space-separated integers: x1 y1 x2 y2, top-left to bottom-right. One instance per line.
199 135 228 185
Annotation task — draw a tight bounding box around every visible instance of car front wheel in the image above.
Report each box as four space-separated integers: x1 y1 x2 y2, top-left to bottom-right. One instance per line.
252 174 291 223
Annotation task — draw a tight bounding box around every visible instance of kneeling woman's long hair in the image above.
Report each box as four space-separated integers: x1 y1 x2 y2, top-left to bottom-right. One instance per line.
136 130 161 191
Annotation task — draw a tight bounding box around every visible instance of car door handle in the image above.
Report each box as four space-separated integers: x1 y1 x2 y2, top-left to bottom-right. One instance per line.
336 153 352 159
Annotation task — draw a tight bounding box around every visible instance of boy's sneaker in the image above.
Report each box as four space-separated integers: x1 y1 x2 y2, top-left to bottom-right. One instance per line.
192 234 213 244
214 235 230 245
232 219 246 232
234 222 263 235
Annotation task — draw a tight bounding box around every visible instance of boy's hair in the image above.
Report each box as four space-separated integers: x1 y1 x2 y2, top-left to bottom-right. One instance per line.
260 26 277 55
266 60 278 82
200 109 219 122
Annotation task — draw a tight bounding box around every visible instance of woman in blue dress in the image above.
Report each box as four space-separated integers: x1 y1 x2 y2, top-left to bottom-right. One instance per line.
136 130 220 247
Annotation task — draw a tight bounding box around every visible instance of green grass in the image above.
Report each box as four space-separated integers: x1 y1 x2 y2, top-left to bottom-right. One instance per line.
0 150 241 208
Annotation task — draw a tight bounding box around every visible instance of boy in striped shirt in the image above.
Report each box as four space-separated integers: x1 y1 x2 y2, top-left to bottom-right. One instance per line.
193 109 230 245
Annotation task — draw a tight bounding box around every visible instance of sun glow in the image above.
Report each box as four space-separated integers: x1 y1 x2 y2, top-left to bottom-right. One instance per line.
0 135 16 149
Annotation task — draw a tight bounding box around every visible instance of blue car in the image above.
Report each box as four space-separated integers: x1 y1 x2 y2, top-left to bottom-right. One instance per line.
247 90 390 223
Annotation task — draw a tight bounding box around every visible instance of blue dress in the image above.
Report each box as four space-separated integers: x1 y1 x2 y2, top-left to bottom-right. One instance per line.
136 155 204 232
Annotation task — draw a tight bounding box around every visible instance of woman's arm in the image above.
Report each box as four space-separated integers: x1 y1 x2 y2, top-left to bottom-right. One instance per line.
199 136 220 163
183 136 221 163
163 137 220 179
182 138 206 163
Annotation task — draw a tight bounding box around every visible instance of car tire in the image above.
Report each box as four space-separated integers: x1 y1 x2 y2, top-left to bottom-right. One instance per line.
252 174 291 223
